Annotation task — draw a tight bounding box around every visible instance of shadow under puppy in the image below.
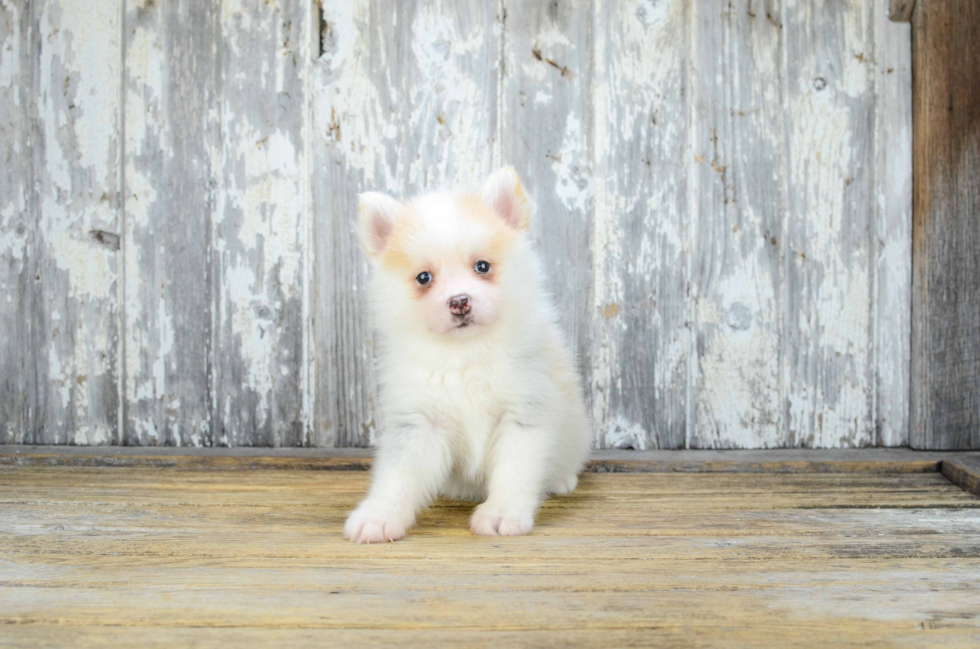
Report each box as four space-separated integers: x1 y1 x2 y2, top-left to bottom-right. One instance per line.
344 167 591 543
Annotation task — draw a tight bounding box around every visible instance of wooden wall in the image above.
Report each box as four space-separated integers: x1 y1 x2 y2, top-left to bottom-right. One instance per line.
0 1 916 448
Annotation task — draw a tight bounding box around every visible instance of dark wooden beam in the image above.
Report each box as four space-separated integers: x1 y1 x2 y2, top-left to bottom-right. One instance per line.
941 456 980 497
911 0 980 449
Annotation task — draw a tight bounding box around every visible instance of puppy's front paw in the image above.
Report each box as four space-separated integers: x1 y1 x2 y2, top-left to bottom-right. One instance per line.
470 503 534 536
549 472 579 496
344 503 411 543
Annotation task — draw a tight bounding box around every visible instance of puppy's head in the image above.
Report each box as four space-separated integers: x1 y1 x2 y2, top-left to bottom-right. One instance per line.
357 167 530 339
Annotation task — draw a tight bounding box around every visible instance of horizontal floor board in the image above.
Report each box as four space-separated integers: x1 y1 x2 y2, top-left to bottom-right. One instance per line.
1 626 977 649
0 466 979 646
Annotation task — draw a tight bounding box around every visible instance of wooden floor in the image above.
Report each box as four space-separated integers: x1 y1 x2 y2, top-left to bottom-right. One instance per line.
2 464 980 647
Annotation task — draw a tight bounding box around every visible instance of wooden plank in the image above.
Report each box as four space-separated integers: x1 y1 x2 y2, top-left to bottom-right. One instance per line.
911 0 980 449
0 468 978 645
0 1 33 443
0 452 372 471
0 469 969 499
499 0 593 422
689 1 784 448
592 0 690 449
874 8 913 446
0 444 375 471
33 0 122 444
311 1 499 446
588 452 941 475
1 445 963 474
3 474 975 523
3 626 980 649
889 0 916 22
942 456 980 497
783 0 876 447
123 0 215 446
211 0 310 447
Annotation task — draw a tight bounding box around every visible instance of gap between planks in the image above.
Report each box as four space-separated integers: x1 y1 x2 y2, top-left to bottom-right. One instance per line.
2 447 980 489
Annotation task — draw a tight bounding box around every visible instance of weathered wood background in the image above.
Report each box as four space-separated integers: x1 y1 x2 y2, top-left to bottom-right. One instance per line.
910 0 980 450
0 0 917 449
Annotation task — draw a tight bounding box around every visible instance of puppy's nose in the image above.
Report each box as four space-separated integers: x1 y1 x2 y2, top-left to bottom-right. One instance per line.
448 294 471 316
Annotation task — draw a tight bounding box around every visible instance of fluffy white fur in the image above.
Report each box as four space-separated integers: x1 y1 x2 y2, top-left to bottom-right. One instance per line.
344 167 591 543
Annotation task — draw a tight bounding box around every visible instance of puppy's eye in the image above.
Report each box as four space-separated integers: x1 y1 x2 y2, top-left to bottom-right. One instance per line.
415 271 432 286
474 260 491 274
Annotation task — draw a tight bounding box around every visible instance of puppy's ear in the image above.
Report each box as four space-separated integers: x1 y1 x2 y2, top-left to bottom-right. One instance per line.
480 167 530 230
357 192 402 256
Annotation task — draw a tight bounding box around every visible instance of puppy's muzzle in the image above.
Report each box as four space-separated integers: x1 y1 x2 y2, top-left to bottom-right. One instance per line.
448 294 471 316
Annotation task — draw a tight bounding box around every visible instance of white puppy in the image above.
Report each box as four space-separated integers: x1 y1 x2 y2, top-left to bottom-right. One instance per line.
344 167 591 543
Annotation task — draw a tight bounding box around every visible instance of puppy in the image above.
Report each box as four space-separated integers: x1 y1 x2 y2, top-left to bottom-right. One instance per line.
343 167 591 543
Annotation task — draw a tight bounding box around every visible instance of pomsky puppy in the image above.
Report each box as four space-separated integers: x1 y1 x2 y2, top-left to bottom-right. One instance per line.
344 167 591 543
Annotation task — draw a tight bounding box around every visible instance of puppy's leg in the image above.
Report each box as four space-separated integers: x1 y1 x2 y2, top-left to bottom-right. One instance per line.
471 419 549 537
344 418 451 543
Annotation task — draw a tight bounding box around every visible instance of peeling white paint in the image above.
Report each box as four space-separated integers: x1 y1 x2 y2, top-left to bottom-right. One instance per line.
122 6 166 422
2 0 912 449
314 2 390 191
209 0 310 447
27 0 122 444
122 0 215 446
602 416 649 451
0 3 23 90
592 0 690 448
873 11 912 446
551 113 591 213
0 206 28 260
780 0 879 448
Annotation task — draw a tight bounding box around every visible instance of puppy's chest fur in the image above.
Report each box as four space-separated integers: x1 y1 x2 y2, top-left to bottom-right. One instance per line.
387 350 533 476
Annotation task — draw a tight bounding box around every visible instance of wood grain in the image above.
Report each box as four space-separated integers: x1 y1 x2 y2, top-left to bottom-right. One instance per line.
783 0 876 447
690 1 784 448
310 0 380 448
212 0 310 447
0 1 33 443
11 626 974 649
33 0 122 444
500 0 594 411
874 7 913 446
943 455 980 497
592 0 690 449
911 0 980 449
123 0 215 446
0 466 978 645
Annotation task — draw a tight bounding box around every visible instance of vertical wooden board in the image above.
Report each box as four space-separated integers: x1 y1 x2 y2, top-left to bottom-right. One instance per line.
313 1 499 446
212 0 309 447
873 10 911 446
33 0 121 444
499 0 593 417
592 0 689 449
689 1 784 448
783 0 876 447
0 2 33 443
911 0 980 449
123 0 214 446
